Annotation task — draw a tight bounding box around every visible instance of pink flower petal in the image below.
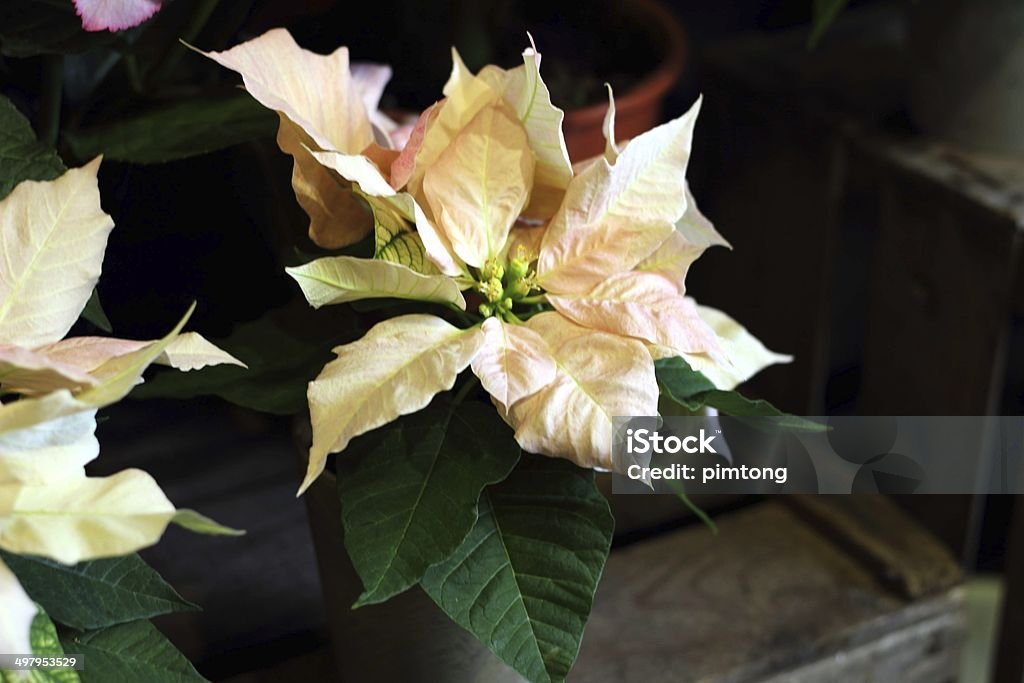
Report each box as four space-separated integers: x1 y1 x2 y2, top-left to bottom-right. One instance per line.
74 0 163 33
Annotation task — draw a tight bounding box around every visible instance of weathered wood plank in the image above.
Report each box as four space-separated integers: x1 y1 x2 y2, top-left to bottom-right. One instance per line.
213 498 966 683
786 495 963 599
857 140 1023 415
571 502 964 682
760 598 963 683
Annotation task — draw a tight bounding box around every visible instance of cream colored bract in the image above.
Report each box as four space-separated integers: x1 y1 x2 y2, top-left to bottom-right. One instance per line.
204 30 791 494
0 159 244 655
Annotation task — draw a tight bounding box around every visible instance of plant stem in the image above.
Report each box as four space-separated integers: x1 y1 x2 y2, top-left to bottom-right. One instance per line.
452 376 480 406
446 303 474 327
38 55 64 148
667 481 718 534
152 0 220 86
516 294 547 305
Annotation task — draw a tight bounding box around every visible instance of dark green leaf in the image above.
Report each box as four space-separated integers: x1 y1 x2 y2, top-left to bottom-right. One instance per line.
700 391 826 430
421 456 613 683
80 288 113 332
338 401 521 607
0 94 65 200
654 355 718 403
655 356 823 431
133 302 361 415
667 387 826 432
0 608 82 683
61 621 206 683
64 93 276 165
0 552 197 630
698 390 786 416
0 0 121 57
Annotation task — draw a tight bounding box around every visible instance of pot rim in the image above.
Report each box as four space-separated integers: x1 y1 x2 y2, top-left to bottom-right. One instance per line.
561 0 688 126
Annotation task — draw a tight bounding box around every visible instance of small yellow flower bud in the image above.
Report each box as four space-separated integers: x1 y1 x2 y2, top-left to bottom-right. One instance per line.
478 303 493 317
485 276 504 303
498 297 513 312
508 257 529 280
477 277 503 303
481 258 504 282
507 278 531 299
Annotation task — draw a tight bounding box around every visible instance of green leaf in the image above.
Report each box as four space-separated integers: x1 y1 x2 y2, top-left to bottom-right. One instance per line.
697 391 826 431
368 196 437 274
60 621 206 683
654 355 717 403
421 456 613 683
80 289 113 332
655 356 822 430
0 552 197 631
171 510 244 537
0 95 65 200
809 0 851 49
0 0 121 57
133 302 361 415
697 390 786 416
27 610 69 658
338 401 520 607
1 609 81 683
63 93 277 165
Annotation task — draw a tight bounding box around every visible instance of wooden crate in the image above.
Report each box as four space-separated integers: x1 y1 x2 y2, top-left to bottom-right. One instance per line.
857 143 1024 415
690 7 1024 415
220 497 965 683
572 498 964 682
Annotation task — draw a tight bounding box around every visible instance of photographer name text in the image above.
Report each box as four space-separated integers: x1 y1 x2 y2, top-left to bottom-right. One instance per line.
624 428 788 485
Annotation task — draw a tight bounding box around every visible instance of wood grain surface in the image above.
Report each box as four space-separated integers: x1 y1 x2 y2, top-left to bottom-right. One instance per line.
571 502 964 682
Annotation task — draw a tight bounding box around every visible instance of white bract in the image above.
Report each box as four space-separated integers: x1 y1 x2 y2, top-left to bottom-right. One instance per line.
0 160 244 655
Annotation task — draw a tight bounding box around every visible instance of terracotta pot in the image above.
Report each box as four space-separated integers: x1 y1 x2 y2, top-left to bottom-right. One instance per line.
561 0 688 162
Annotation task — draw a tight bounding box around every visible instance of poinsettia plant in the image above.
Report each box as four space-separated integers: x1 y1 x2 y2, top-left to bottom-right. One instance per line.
0 97 244 681
203 29 791 682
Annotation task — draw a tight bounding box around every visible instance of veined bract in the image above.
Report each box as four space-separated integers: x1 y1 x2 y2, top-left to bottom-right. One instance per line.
0 159 245 655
